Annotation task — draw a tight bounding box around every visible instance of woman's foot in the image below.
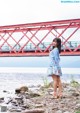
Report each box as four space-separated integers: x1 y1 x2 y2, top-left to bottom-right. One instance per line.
53 92 58 99
58 92 63 98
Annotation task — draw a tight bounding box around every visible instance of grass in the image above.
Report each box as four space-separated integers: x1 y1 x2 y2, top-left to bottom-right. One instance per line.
76 111 80 113
41 76 49 88
70 75 80 87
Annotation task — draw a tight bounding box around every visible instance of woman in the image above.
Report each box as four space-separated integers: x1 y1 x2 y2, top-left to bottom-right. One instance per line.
48 38 62 98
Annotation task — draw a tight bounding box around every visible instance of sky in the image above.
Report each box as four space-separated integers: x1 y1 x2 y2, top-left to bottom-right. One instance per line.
0 0 80 26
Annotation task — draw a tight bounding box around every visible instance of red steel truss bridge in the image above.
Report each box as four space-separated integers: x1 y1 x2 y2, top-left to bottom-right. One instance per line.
0 18 80 56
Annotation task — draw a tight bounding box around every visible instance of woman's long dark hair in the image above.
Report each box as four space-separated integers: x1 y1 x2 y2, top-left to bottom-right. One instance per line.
52 38 61 53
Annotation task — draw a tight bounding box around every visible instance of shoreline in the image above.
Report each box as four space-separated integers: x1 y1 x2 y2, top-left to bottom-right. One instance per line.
0 67 80 74
0 72 80 92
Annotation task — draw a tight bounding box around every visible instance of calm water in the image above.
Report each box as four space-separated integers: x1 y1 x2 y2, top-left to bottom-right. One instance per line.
0 56 80 67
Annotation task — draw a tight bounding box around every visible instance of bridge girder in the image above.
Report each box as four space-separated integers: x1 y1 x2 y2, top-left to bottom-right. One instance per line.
0 19 80 56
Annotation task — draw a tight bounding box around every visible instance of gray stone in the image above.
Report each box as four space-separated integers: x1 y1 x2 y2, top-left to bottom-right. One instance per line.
63 111 71 113
0 105 7 112
24 108 44 113
56 110 63 113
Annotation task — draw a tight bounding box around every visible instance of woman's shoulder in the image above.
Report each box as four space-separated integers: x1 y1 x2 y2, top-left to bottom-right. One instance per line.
50 48 58 56
52 47 58 52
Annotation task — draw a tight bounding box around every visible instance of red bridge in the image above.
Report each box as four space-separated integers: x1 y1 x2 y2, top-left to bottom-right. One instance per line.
0 18 80 56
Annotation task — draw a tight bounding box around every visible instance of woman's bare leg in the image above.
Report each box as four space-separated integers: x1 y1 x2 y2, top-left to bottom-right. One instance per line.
52 75 58 98
57 76 62 97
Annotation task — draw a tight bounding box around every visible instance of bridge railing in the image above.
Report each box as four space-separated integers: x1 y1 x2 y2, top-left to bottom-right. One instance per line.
61 41 80 51
0 41 80 52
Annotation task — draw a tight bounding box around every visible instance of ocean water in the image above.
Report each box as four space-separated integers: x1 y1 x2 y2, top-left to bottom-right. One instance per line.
0 56 80 94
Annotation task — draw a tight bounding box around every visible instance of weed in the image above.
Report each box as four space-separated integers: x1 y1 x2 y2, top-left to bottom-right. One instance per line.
41 76 49 88
70 75 79 87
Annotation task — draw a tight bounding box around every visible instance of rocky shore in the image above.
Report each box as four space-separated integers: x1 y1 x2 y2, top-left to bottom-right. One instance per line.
0 81 80 113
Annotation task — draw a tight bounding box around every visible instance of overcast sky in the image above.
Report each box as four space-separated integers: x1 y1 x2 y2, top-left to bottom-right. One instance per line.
0 0 80 26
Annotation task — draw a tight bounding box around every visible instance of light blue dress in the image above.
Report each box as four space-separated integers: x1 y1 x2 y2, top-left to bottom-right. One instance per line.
48 47 62 76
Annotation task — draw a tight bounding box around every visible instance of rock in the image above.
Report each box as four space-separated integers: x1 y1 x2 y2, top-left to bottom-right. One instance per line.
4 97 12 104
23 98 34 108
71 92 79 97
35 104 44 108
8 108 22 112
30 92 41 97
15 88 21 94
0 104 7 112
15 96 22 100
67 86 76 92
24 108 44 113
3 90 8 93
76 103 80 107
75 103 80 111
15 86 28 94
20 86 28 93
0 97 4 103
63 112 71 113
0 97 4 101
56 110 63 113
62 83 69 88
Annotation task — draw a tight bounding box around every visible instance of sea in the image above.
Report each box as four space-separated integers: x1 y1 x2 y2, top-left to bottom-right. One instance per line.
0 56 80 96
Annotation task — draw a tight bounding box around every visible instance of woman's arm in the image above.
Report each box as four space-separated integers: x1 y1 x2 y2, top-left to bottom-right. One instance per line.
50 48 60 68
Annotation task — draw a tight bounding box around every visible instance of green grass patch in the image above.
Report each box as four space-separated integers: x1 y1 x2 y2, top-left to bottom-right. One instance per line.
70 75 80 87
76 111 80 113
